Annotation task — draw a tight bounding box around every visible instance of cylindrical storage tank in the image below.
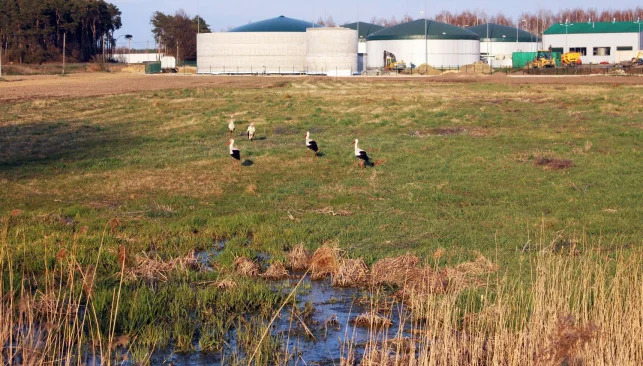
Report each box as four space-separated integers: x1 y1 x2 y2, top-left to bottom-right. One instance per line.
366 19 480 69
468 23 541 68
197 16 318 74
306 27 357 76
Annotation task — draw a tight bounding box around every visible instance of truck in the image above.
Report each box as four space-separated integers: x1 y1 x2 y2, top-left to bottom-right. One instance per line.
561 52 582 66
160 56 178 73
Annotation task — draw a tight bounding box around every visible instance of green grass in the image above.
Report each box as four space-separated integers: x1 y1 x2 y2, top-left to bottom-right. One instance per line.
2 80 641 264
0 77 641 362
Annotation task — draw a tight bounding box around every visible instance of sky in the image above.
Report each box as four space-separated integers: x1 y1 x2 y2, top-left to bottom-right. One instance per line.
110 0 642 49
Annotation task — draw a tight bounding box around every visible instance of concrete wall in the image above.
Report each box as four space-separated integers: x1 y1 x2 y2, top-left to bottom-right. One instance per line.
197 32 307 74
306 28 357 76
366 39 480 68
112 53 163 63
543 32 641 64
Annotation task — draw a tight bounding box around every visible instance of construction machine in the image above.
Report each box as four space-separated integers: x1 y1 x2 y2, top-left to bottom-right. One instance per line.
526 49 556 69
561 52 582 66
620 51 643 68
383 51 407 71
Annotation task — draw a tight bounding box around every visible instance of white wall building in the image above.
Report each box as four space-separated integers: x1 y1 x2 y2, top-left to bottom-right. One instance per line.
197 15 357 75
112 53 163 64
543 21 643 64
366 19 480 69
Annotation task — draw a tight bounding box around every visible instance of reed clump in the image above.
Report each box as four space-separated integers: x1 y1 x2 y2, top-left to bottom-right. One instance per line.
309 244 340 280
332 258 369 287
234 256 260 277
287 243 310 271
261 261 289 280
371 253 419 286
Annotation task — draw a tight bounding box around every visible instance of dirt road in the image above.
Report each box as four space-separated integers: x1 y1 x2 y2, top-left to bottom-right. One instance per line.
1 72 641 103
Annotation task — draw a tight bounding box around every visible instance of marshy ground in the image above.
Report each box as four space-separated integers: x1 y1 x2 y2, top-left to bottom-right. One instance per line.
1 73 641 364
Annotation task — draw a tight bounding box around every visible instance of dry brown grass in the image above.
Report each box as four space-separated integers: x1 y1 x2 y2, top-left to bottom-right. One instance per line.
261 262 289 280
454 251 500 275
332 258 369 287
351 312 393 328
287 243 310 271
124 251 197 283
215 278 237 290
309 244 340 280
371 253 419 286
233 256 259 277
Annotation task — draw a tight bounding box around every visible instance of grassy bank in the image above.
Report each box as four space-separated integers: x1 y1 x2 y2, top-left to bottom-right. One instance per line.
1 76 641 363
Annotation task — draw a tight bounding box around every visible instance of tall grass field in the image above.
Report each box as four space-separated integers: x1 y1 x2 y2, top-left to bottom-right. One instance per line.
1 77 641 364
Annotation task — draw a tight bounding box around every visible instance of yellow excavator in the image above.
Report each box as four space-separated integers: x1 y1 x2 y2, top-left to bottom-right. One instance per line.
383 51 407 71
620 51 643 68
526 49 556 69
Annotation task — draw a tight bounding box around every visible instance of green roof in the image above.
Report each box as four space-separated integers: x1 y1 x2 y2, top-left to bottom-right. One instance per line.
230 16 320 33
468 23 540 42
367 19 479 41
342 22 386 39
544 21 642 35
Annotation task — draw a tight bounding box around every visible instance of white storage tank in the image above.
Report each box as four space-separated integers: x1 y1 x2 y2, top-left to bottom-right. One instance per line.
467 23 540 68
366 19 480 69
197 15 318 74
306 27 358 76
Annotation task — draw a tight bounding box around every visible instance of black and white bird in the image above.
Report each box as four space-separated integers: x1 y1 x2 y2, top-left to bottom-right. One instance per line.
353 139 370 168
229 139 240 162
305 131 319 157
228 115 235 136
247 123 256 141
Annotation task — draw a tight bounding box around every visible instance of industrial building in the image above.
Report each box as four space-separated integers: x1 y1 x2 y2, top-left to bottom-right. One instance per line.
197 15 357 76
366 19 480 69
543 21 643 64
467 23 540 68
342 22 385 72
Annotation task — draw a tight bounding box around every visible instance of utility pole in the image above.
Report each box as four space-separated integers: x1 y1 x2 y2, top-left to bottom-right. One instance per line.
62 32 66 75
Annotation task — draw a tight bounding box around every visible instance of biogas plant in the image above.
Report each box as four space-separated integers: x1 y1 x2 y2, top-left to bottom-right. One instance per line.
196 15 643 76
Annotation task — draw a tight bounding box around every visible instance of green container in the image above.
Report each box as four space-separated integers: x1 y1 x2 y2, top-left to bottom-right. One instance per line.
512 51 562 68
512 52 537 68
145 62 161 74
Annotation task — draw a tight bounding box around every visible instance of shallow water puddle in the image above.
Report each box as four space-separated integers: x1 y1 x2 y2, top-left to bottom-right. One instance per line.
147 275 411 365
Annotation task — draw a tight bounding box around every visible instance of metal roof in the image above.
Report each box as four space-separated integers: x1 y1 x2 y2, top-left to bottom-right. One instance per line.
366 19 479 41
342 22 386 39
467 23 540 42
229 15 320 33
544 21 642 35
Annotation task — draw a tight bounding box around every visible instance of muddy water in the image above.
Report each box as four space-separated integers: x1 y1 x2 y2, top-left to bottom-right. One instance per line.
272 276 411 364
148 275 410 365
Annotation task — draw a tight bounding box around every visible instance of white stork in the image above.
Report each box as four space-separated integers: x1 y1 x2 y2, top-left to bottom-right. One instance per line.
305 131 319 157
354 139 370 168
247 123 256 141
228 115 235 136
228 139 240 163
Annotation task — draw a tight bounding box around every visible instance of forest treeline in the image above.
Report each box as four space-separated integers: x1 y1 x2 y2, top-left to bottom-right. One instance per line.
318 7 643 35
0 0 122 63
